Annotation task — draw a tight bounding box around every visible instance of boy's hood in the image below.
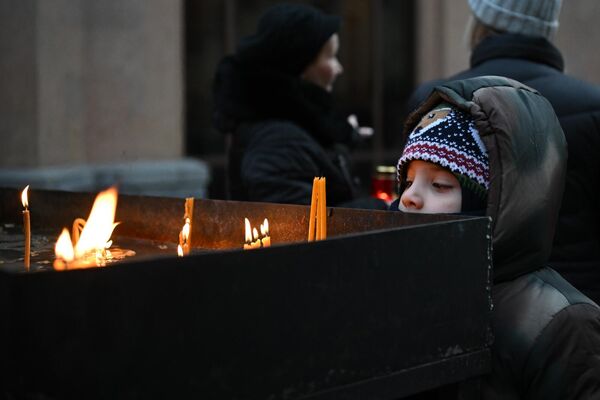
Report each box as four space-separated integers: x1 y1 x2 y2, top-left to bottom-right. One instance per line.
403 76 567 283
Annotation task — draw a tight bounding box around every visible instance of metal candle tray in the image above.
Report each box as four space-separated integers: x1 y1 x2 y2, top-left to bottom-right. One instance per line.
0 187 492 399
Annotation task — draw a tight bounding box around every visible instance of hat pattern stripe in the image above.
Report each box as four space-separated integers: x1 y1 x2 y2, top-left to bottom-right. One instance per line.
400 142 489 187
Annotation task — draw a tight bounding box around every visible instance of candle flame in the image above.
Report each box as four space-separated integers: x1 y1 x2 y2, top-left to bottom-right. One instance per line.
244 218 252 242
177 244 184 257
54 187 119 270
21 185 29 208
74 187 119 259
253 227 259 241
55 228 75 264
182 218 190 241
260 218 269 236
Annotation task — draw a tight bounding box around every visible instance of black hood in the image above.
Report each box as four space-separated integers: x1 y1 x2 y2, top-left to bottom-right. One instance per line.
237 3 341 77
403 76 567 282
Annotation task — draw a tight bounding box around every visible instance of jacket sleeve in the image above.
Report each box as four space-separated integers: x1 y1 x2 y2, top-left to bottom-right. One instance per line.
240 127 323 205
523 303 600 399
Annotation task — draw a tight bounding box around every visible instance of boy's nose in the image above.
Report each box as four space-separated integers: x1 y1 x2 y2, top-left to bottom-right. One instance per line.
335 59 343 75
401 188 424 211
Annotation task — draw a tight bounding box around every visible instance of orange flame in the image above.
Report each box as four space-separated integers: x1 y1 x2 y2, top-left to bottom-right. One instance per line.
260 218 269 236
74 187 119 259
182 219 190 242
21 185 29 208
54 187 119 270
54 228 74 269
244 217 271 249
177 244 184 257
244 218 252 243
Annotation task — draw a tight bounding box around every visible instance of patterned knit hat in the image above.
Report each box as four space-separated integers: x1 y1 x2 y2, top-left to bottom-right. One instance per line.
468 0 562 40
397 104 489 202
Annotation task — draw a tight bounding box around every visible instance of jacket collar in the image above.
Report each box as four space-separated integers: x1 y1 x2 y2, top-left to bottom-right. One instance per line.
471 34 564 72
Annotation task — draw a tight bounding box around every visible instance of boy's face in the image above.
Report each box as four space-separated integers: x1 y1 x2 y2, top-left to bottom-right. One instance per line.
399 160 462 213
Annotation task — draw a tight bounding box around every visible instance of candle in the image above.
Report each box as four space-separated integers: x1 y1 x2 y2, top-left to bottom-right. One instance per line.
316 178 323 240
184 198 194 255
54 228 74 270
52 186 120 270
260 218 271 247
320 177 327 240
243 218 252 250
21 186 30 271
180 218 191 255
252 227 261 249
177 198 194 256
308 177 328 241
308 177 318 241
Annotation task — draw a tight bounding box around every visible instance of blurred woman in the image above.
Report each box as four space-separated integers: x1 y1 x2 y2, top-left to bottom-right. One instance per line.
213 3 382 208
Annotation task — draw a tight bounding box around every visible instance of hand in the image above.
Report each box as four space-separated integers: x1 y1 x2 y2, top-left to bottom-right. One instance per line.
347 114 374 138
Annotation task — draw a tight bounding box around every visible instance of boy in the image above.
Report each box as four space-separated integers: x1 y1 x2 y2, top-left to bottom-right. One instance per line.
394 76 600 399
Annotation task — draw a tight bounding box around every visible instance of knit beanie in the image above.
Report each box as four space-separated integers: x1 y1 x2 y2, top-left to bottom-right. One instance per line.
236 3 341 76
468 0 562 40
397 104 489 212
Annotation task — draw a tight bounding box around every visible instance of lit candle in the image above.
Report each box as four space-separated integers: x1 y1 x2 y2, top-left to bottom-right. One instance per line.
54 228 74 270
260 218 271 247
252 227 261 249
179 218 191 255
21 186 30 271
52 186 120 270
243 218 253 250
177 197 194 256
184 197 194 255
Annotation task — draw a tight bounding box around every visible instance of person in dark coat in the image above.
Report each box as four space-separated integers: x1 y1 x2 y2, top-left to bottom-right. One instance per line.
213 3 383 209
394 76 600 399
407 0 600 304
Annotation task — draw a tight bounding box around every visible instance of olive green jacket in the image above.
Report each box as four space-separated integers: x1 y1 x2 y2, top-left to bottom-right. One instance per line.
404 76 600 399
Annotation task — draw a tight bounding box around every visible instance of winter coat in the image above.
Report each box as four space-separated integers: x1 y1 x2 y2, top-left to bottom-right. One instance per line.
228 119 357 206
408 34 600 304
404 76 600 399
212 56 384 208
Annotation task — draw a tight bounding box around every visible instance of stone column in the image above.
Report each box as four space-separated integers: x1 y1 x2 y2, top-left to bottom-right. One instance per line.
415 0 470 85
0 0 183 168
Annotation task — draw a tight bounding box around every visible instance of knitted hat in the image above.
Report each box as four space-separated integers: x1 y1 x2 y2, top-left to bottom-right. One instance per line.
397 104 489 207
236 3 341 76
468 0 562 40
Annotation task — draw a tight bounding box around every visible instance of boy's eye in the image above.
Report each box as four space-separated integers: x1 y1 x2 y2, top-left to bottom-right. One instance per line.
432 182 454 190
405 180 413 188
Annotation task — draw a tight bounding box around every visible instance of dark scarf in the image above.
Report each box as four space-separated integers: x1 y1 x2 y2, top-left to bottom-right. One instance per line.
471 33 564 71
